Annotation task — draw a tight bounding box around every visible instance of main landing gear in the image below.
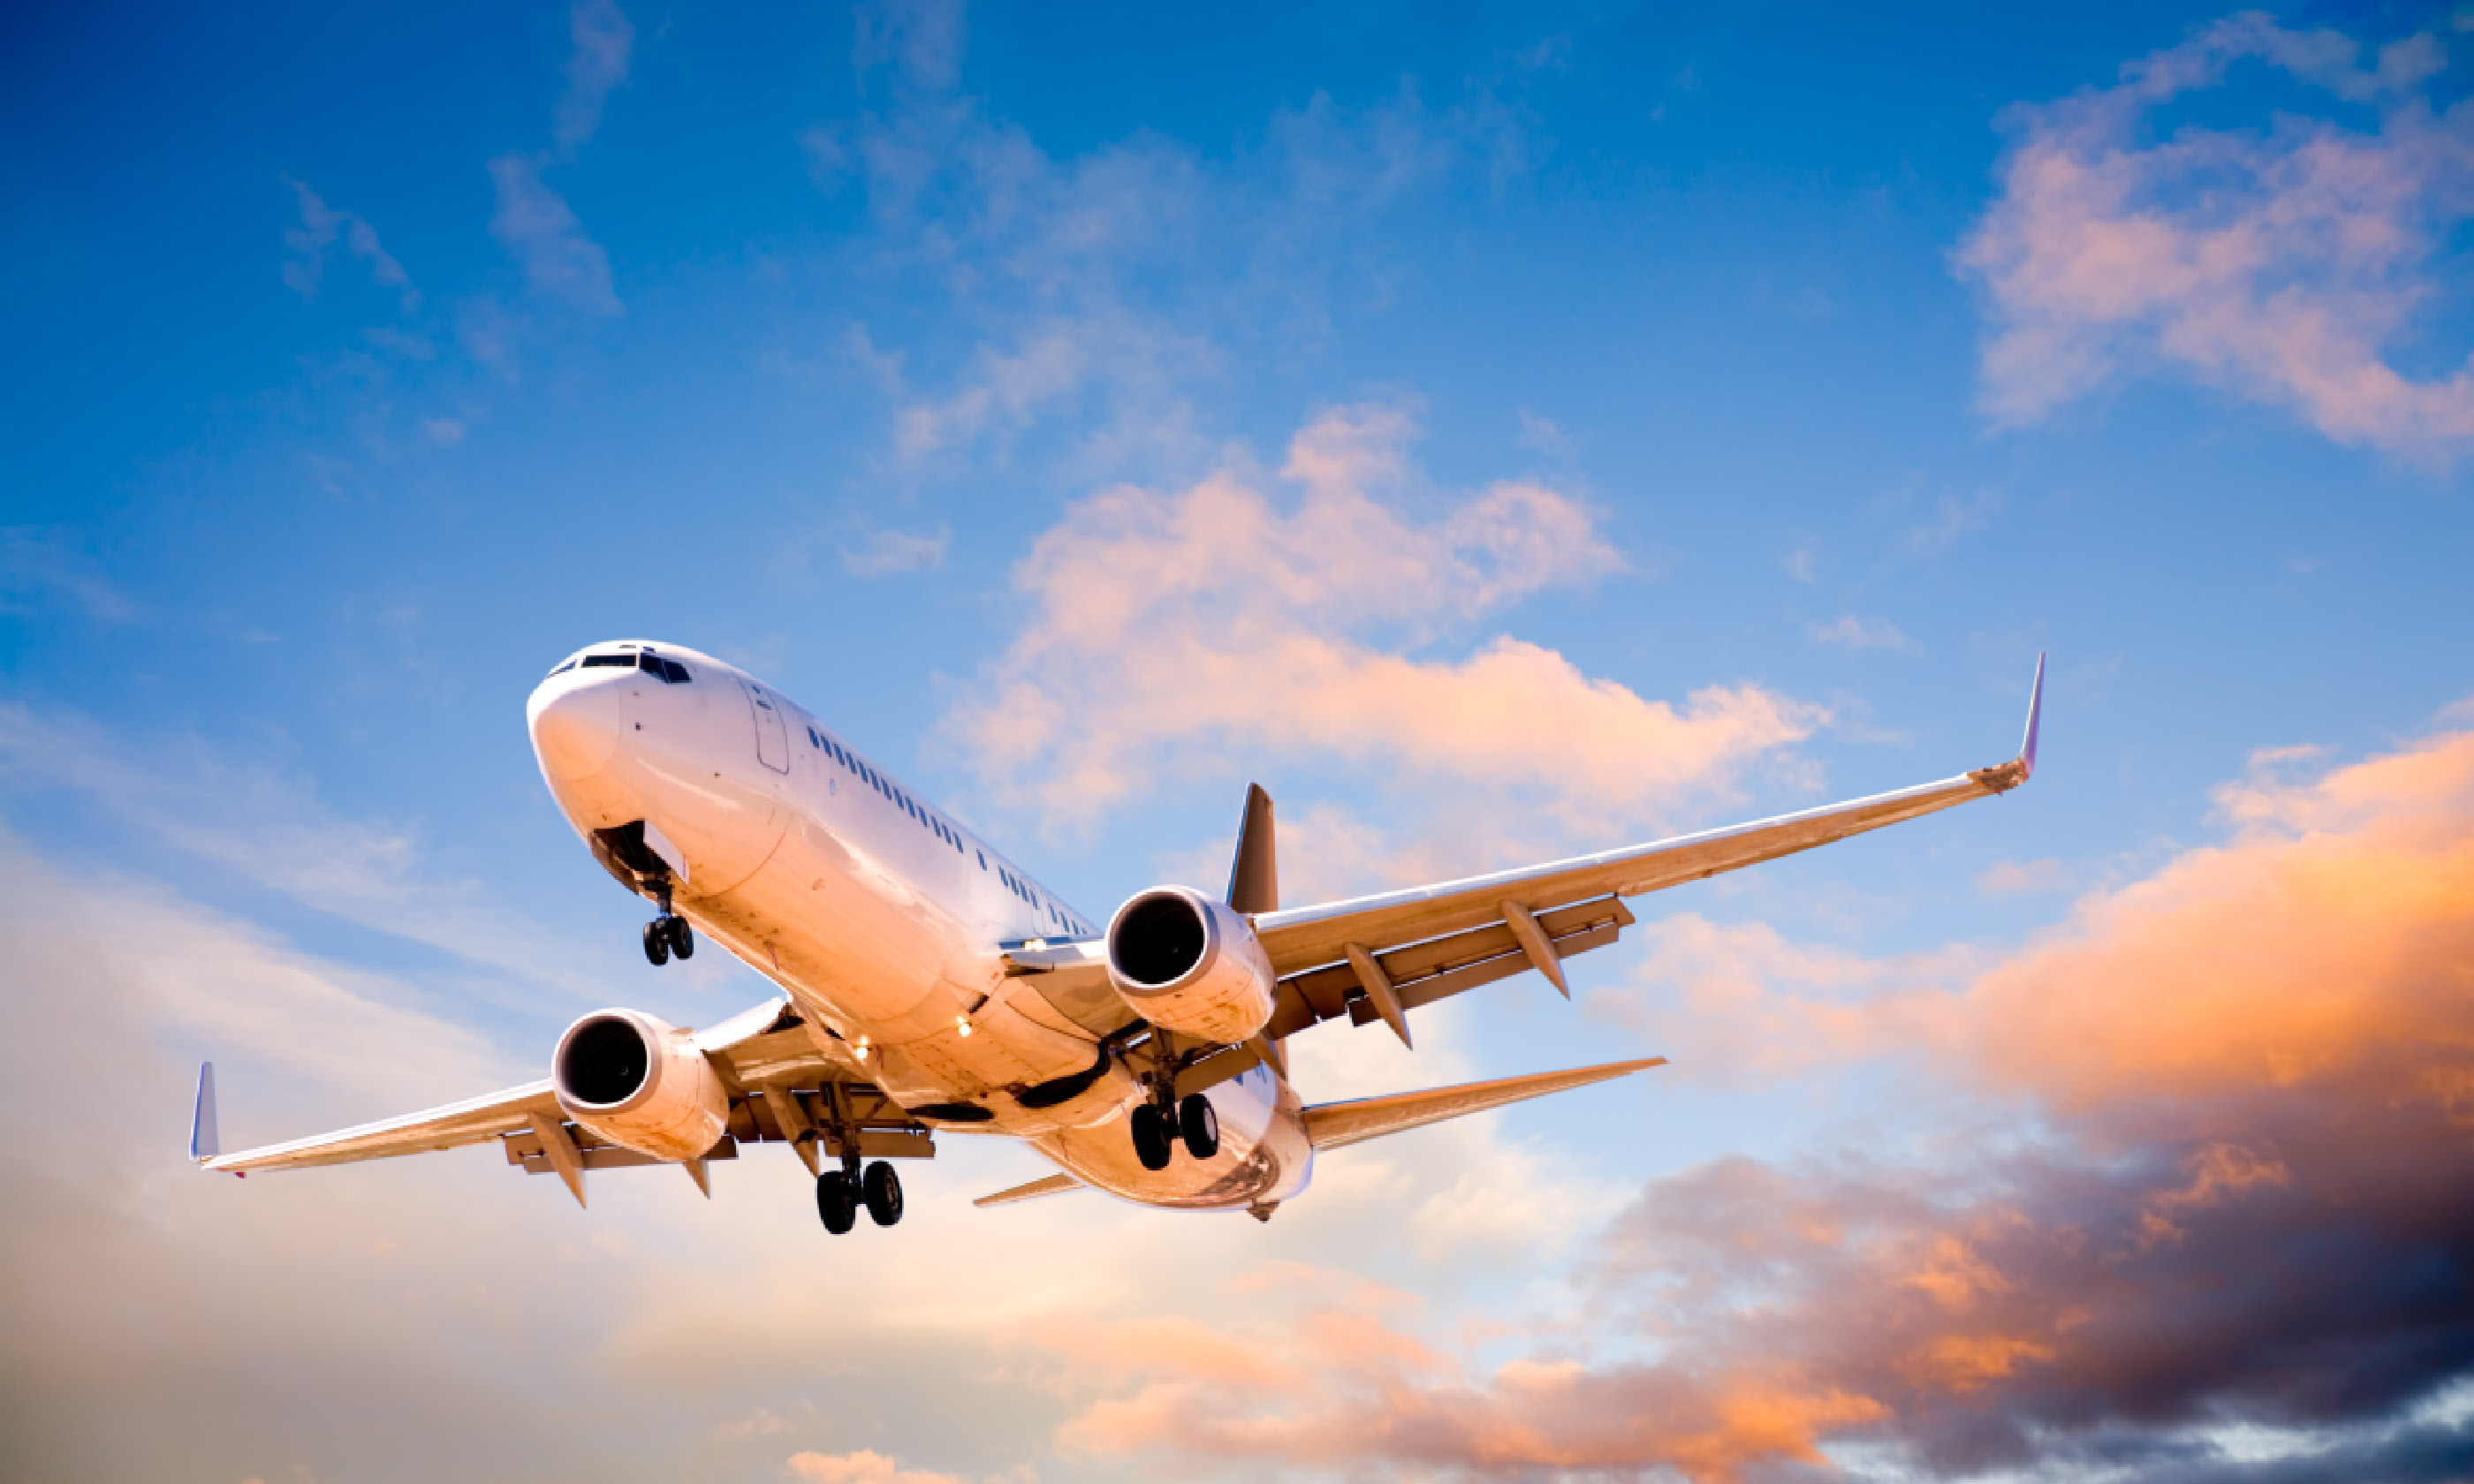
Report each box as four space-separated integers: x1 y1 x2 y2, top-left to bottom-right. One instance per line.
1131 1093 1218 1171
640 884 694 966
816 1160 903 1234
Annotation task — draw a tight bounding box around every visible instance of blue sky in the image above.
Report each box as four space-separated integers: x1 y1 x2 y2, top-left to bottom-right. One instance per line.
6 3 2474 1481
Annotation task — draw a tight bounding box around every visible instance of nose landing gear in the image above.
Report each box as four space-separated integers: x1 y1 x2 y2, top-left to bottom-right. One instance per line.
640 885 694 966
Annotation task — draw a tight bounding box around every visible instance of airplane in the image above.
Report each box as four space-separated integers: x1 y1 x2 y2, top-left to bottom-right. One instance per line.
188 641 2044 1230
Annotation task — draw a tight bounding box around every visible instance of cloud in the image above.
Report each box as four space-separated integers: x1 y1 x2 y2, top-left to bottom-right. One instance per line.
808 35 1546 481
487 2 632 315
842 525 951 576
1977 858 2074 895
1959 13 2474 462
1515 408 1575 458
553 0 634 151
1027 715 2474 1481
785 1450 968 1484
281 177 419 314
852 0 966 95
944 405 1820 834
0 701 612 1000
1809 615 1916 652
0 526 138 624
489 155 621 315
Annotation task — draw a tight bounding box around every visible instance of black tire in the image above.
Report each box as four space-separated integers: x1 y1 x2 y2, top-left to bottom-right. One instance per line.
1131 1103 1173 1171
862 1161 904 1227
642 920 670 965
1180 1093 1219 1160
816 1170 857 1234
665 913 694 959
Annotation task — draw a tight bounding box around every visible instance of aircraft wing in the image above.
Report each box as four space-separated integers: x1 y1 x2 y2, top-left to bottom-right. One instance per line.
194 996 907 1200
1253 656 2044 1045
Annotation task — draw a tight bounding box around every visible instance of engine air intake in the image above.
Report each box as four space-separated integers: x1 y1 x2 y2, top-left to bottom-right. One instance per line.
1102 887 1279 1044
550 1008 731 1162
558 1014 653 1106
1112 892 1209 986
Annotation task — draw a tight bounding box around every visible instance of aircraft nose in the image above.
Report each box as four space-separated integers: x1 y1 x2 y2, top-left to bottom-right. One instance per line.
529 678 624 782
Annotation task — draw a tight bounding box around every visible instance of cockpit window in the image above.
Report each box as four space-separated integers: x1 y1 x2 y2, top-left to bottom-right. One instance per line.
581 653 633 669
547 660 577 678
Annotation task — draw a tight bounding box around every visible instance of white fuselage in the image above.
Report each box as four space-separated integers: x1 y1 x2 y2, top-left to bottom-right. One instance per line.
527 640 1314 1212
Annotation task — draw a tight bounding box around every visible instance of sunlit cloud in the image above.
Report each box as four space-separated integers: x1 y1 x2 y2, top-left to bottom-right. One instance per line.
1960 12 2474 461
945 404 1821 837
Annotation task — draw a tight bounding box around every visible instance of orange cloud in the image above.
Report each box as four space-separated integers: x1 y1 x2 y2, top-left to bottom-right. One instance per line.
785 1450 968 1484
1025 716 2474 1480
944 405 1820 835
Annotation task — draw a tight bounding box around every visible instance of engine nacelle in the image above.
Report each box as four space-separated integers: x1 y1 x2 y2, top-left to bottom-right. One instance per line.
1105 887 1278 1044
552 1008 730 1162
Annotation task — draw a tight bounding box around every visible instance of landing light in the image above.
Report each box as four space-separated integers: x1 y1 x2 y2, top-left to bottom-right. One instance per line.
954 1015 974 1038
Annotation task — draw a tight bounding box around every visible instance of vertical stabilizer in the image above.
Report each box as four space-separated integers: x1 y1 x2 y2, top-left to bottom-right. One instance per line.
190 1063 220 1163
1226 784 1278 914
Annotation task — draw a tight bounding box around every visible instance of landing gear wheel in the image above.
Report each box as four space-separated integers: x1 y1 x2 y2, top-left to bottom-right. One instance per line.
816 1170 857 1234
664 913 694 959
1131 1103 1173 1171
641 919 671 965
861 1161 904 1226
1179 1093 1219 1160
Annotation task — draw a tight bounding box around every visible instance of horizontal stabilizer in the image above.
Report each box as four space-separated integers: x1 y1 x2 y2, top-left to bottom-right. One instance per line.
1302 1056 1666 1151
973 1171 1083 1208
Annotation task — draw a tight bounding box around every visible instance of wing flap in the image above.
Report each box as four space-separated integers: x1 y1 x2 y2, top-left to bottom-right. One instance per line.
1267 895 1634 1037
1302 1056 1666 1151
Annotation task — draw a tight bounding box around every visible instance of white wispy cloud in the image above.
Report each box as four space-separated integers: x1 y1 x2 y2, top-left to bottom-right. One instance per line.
0 702 610 999
489 155 621 315
488 1 634 316
281 177 420 314
841 524 951 576
1808 615 1916 652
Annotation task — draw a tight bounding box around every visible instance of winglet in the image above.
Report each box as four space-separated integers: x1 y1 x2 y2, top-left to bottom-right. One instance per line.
2018 651 2045 782
1969 653 2045 794
190 1062 220 1164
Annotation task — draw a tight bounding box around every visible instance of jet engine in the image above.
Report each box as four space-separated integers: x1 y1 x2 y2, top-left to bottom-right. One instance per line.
1104 887 1278 1044
552 1008 730 1162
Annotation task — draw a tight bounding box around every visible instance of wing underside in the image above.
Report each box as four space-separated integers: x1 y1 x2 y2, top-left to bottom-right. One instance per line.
196 998 934 1207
